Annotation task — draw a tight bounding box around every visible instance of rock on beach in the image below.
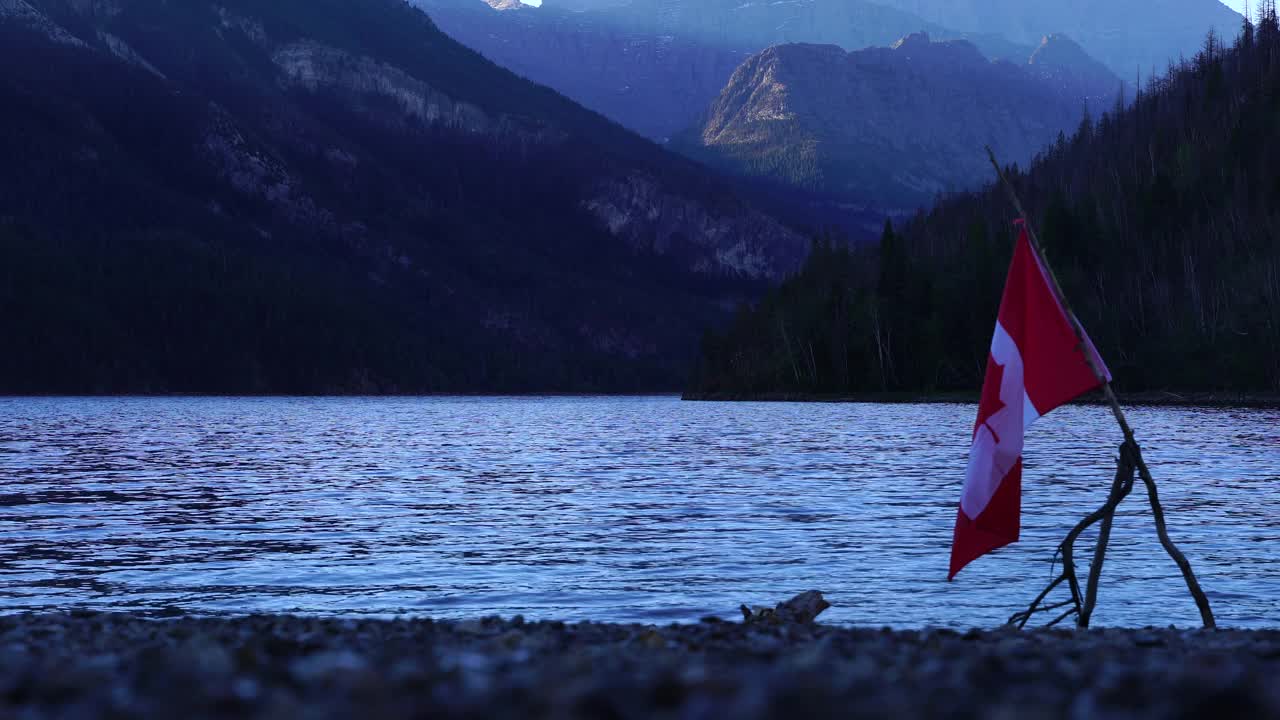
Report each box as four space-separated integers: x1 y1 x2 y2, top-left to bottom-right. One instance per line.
1 611 1278 719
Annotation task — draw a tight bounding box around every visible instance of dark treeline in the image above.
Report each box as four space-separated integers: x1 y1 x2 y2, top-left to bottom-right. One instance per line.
691 9 1280 397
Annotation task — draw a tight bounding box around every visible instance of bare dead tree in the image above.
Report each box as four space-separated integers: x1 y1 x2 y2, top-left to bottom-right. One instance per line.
1009 445 1137 629
987 147 1217 631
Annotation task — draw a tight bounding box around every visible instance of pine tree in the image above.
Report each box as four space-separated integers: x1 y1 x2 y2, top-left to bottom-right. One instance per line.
1243 0 1256 50
877 219 906 304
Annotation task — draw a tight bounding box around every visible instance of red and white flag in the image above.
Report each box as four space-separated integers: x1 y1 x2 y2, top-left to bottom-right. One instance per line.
949 223 1111 580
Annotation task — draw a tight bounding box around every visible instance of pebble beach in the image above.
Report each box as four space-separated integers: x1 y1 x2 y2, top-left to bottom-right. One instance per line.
3 609 1277 719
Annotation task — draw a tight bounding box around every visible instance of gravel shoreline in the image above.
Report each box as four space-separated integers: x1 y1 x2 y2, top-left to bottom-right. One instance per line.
3 611 1278 719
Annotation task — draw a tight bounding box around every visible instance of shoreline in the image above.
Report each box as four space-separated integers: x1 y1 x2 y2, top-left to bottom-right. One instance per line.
4 612 1278 718
682 390 1280 408
2 390 1277 408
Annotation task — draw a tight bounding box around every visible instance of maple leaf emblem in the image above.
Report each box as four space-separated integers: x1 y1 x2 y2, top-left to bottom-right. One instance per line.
975 353 1007 443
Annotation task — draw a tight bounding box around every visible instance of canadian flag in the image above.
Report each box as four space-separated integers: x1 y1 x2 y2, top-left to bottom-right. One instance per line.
949 223 1111 580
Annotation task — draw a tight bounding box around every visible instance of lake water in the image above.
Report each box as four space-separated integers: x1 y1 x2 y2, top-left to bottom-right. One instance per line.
1 397 1277 629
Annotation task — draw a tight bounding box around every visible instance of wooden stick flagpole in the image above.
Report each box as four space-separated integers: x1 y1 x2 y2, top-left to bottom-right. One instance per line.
984 148 1216 630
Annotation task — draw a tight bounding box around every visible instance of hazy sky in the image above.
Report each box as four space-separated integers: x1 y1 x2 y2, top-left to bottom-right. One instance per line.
521 0 1249 12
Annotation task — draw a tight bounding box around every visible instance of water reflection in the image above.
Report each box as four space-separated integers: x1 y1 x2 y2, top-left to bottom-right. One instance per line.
0 397 1277 628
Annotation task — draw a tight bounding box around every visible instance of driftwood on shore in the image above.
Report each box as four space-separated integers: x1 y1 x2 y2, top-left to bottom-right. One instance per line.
741 591 831 625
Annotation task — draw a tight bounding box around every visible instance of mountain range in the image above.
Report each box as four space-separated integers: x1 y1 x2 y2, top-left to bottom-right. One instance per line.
420 0 1140 214
415 0 1040 141
870 0 1243 79
417 0 1241 147
0 0 807 393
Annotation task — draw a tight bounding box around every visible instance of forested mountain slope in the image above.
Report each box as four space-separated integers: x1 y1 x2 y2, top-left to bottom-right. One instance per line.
0 0 807 394
689 13 1280 397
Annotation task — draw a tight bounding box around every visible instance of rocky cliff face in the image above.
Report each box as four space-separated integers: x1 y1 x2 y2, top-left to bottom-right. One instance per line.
679 34 1098 211
1028 33 1126 113
868 0 1242 77
0 0 85 44
585 173 806 279
0 0 807 392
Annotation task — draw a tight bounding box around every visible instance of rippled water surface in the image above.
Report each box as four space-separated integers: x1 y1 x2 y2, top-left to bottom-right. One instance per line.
1 397 1278 628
